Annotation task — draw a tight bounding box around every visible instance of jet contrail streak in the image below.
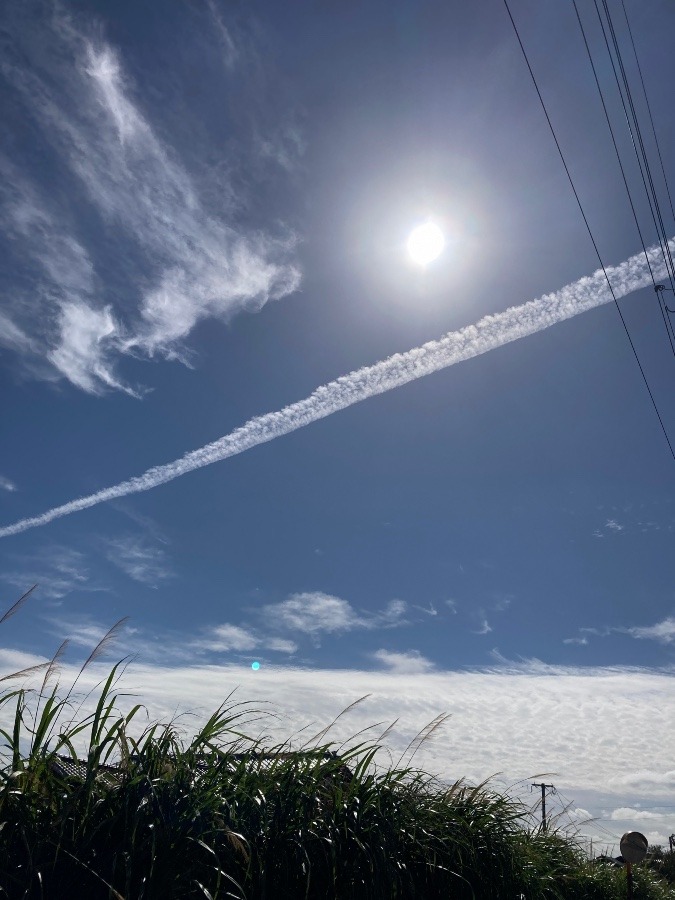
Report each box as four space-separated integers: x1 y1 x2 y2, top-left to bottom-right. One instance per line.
0 242 667 539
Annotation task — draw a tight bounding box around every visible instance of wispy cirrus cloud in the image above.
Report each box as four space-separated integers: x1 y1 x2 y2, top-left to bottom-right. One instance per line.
1 545 97 600
1 235 667 540
205 0 239 70
591 504 672 538
473 615 493 635
0 4 300 395
564 616 675 647
42 611 298 664
0 476 17 493
104 535 173 588
605 519 624 533
412 602 438 617
471 592 513 635
593 518 625 538
0 310 33 355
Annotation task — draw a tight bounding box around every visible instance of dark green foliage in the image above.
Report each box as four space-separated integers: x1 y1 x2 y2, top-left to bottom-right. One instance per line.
648 848 675 886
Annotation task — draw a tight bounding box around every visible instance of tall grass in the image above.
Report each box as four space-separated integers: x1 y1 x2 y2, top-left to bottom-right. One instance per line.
1 591 673 899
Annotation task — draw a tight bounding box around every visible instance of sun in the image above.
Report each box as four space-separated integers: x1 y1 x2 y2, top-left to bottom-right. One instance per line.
407 222 445 266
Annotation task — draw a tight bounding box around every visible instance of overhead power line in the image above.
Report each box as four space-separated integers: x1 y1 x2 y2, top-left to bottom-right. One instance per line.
619 0 675 229
591 0 675 355
570 0 675 360
502 0 675 463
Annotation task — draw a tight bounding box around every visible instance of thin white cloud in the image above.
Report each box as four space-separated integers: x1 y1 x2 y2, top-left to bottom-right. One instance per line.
43 612 297 664
194 624 298 656
265 637 299 654
474 617 492 635
263 592 363 635
1 546 95 600
626 616 675 644
0 161 125 392
413 602 438 617
609 807 664 822
105 535 172 587
260 592 406 639
373 648 434 674
0 310 33 354
1 238 668 539
491 593 513 612
107 502 169 545
43 616 120 652
580 626 612 638
471 594 512 634
205 0 239 70
49 302 139 397
1 10 300 394
565 807 593 823
380 599 407 626
0 162 95 299
197 623 259 653
0 476 17 493
564 616 675 647
591 508 670 538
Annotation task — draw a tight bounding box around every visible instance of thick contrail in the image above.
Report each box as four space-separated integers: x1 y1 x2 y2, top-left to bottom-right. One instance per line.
0 242 667 539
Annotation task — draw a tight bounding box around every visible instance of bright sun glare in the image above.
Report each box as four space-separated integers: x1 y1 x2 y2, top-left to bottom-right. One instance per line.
407 222 445 266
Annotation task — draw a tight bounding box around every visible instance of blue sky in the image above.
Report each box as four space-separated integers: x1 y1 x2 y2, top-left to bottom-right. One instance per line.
1 0 675 850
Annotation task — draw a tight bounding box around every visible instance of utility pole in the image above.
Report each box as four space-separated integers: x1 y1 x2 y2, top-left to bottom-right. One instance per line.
531 782 556 831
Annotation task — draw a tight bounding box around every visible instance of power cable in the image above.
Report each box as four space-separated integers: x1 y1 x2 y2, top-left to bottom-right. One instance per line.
610 0 675 353
501 0 675 463
620 0 675 229
600 0 675 284
571 2 657 283
591 0 675 355
571 0 675 360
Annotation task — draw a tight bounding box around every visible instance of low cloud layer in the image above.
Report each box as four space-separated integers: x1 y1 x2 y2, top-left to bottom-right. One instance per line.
0 648 672 849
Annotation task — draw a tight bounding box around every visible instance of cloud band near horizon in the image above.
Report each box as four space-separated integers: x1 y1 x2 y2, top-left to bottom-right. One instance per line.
0 240 668 540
